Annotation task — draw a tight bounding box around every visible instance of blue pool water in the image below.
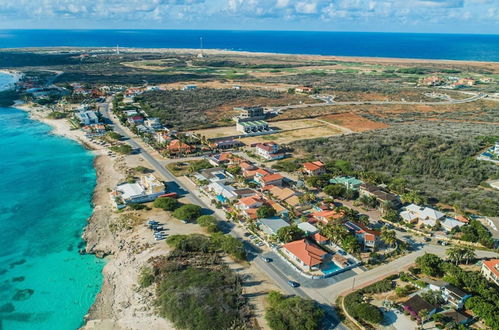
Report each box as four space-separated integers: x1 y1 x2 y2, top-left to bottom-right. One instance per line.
0 103 104 329
321 261 342 275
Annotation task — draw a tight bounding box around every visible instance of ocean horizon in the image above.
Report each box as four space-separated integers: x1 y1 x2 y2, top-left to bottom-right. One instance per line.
1 30 498 61
0 73 104 330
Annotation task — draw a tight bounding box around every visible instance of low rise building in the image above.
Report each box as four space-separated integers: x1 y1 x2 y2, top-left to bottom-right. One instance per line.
481 259 499 285
303 161 325 176
111 174 165 209
236 120 271 134
442 284 471 309
402 295 437 322
258 217 290 235
234 106 266 122
254 142 284 160
144 117 162 130
75 110 99 125
400 204 445 227
282 239 328 271
330 176 363 190
344 221 380 250
311 209 345 225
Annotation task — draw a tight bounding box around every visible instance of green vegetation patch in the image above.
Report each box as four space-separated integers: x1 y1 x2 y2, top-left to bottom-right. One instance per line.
293 122 499 216
145 238 252 330
265 291 324 330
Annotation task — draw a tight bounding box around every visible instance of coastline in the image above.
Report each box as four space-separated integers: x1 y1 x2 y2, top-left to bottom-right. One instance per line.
4 46 499 65
15 102 174 330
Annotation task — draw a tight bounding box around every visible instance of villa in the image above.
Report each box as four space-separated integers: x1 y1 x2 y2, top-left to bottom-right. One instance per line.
344 221 380 250
258 217 290 235
311 209 345 225
330 176 363 190
167 139 194 155
441 217 466 232
254 142 284 161
400 204 445 227
481 259 499 285
303 161 325 176
255 172 284 187
75 109 99 125
297 222 319 235
282 239 328 271
111 174 165 209
402 295 437 322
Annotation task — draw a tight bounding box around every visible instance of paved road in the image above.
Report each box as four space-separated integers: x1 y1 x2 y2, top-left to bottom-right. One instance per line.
272 93 485 112
100 100 497 330
100 101 348 328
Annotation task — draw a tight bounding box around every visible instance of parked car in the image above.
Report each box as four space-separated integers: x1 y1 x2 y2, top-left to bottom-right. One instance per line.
261 256 272 263
287 280 299 288
423 237 431 242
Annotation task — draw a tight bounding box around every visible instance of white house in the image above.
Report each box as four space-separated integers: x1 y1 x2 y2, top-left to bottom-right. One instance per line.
254 142 284 161
145 117 162 130
207 181 238 201
441 217 466 232
298 222 319 235
400 204 445 227
112 174 165 209
75 110 99 125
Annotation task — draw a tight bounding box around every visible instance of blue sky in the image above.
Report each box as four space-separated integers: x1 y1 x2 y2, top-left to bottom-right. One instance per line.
0 0 497 34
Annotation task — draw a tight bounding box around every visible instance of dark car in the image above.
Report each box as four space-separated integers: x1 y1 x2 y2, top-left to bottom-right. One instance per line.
261 256 272 263
287 280 299 288
423 237 431 242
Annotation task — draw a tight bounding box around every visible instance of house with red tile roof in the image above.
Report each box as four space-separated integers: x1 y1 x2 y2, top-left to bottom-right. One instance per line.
254 142 285 160
256 173 284 187
303 161 325 175
345 221 380 250
238 195 265 210
239 161 257 171
311 232 329 244
282 239 328 271
167 139 194 155
311 209 345 225
481 259 499 285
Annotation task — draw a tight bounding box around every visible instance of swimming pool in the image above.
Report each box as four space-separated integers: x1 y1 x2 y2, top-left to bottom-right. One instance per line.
321 261 342 275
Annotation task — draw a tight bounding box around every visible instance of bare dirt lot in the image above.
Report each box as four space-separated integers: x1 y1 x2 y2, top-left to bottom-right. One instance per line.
321 113 390 132
193 119 344 145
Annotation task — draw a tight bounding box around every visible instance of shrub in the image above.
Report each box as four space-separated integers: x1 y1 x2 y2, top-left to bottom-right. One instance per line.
110 144 133 155
172 204 202 222
138 267 155 288
153 197 179 211
265 291 324 330
257 205 276 218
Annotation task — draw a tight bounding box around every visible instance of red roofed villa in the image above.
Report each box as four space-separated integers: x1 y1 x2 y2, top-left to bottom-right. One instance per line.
303 161 325 175
283 239 328 271
481 259 499 285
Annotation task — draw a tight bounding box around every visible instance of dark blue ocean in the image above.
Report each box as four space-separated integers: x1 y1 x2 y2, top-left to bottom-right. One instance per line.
0 30 498 61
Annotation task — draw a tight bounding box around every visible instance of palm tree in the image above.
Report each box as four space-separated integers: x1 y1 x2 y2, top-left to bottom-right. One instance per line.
462 247 476 265
446 246 464 265
321 223 348 244
381 227 397 248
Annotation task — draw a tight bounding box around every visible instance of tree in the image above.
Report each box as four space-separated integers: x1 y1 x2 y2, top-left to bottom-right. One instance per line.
418 309 429 323
257 205 276 219
353 303 383 324
341 234 361 253
172 204 202 222
153 197 179 211
416 253 443 277
324 184 346 198
265 291 324 330
196 215 218 227
421 290 445 306
381 226 397 248
276 226 305 243
446 247 476 265
226 165 241 176
107 131 122 140
321 223 349 244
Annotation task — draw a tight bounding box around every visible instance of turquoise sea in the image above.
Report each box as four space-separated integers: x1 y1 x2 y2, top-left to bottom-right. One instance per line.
0 74 104 330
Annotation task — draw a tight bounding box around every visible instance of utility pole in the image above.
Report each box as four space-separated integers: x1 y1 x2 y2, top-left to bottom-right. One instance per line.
352 277 356 290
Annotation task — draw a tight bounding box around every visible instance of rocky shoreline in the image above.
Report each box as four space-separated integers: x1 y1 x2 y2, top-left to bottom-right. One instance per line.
16 103 172 330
